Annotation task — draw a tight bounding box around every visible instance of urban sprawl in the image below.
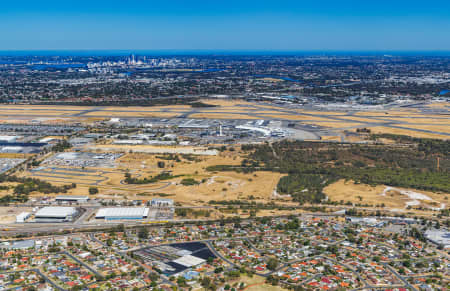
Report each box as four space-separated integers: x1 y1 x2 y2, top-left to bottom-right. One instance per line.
0 53 448 291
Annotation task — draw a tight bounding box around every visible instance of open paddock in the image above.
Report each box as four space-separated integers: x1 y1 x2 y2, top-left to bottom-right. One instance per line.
323 179 449 210
368 126 449 139
189 113 261 120
84 111 181 118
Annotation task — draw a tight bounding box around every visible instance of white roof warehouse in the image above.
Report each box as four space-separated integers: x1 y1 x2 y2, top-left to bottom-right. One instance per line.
96 207 149 220
34 207 78 222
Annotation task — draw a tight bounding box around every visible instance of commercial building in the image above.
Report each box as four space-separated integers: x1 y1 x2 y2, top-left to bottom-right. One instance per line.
96 207 149 220
150 198 174 207
34 207 78 223
16 212 31 223
0 240 35 250
113 139 143 145
173 255 205 268
425 230 450 249
55 195 89 203
0 136 20 143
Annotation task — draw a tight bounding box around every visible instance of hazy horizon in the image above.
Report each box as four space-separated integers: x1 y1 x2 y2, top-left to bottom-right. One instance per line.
1 49 450 57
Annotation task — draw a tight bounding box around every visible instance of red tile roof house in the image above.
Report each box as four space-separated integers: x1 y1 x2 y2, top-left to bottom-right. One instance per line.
80 274 92 281
255 266 265 271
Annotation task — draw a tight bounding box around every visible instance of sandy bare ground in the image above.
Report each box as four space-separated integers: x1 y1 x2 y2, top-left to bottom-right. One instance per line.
0 206 33 224
323 179 449 210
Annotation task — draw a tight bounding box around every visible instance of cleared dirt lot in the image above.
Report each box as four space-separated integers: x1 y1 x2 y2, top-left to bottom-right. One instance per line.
323 179 449 210
0 206 33 224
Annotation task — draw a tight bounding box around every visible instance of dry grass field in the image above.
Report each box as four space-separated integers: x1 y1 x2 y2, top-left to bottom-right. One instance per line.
102 105 193 111
258 77 284 82
235 275 287 291
16 148 283 205
323 179 449 210
0 153 30 159
189 113 261 119
426 101 450 108
84 111 181 118
0 182 20 198
302 121 364 128
380 117 450 124
400 124 450 134
0 110 75 116
354 109 421 116
264 114 335 121
110 150 283 205
297 110 348 115
200 99 256 107
320 136 342 142
367 126 450 139
337 116 385 123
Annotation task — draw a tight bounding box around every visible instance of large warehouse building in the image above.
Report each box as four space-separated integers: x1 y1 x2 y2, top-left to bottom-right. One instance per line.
34 207 78 223
96 207 149 220
55 195 89 203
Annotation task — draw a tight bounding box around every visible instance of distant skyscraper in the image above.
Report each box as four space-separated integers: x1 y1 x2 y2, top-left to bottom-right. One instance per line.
128 54 136 65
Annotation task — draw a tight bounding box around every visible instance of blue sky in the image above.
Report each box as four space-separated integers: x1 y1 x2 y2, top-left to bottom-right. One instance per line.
1 0 450 51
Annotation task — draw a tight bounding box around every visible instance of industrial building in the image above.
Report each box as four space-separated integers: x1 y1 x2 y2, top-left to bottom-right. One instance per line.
34 207 78 223
96 207 149 220
0 240 35 250
16 212 31 223
0 135 20 143
55 195 89 203
150 198 174 207
425 230 450 249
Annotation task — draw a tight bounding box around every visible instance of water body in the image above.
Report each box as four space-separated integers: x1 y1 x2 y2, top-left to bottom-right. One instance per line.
31 64 87 70
197 68 225 72
440 90 449 95
253 74 301 82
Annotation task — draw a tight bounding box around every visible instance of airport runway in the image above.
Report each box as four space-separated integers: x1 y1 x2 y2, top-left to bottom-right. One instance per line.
0 102 449 139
